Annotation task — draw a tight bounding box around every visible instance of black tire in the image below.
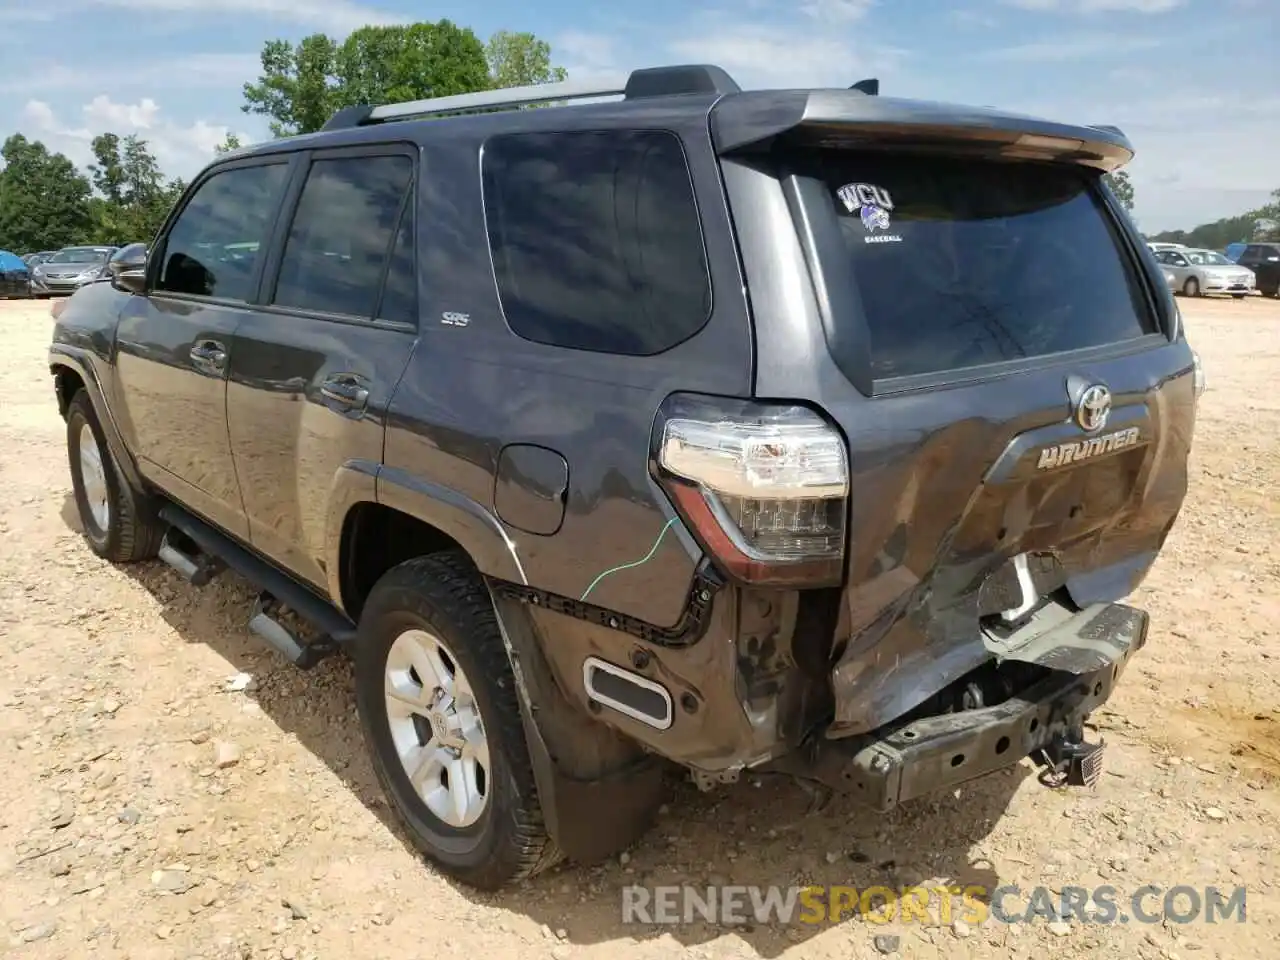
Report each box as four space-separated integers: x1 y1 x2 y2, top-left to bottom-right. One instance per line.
1183 277 1200 297
1233 294 1246 300
66 389 165 562
355 551 561 890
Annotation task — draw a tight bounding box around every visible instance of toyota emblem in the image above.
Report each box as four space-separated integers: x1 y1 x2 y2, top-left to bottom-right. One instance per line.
1075 384 1112 433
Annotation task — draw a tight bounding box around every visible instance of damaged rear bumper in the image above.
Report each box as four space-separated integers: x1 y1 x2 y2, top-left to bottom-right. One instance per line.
794 602 1148 810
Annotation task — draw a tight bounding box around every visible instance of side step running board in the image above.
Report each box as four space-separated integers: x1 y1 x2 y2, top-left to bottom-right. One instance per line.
249 592 339 669
159 532 225 586
157 504 358 666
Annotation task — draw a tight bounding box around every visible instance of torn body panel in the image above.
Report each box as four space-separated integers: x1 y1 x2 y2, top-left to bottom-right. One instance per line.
981 600 1147 675
826 367 1192 739
788 603 1146 809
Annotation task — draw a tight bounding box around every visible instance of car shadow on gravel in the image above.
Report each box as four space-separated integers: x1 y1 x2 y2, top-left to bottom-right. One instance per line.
506 770 1025 956
66 493 1027 956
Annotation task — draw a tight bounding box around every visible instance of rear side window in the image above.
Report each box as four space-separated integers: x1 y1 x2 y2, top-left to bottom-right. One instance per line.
273 155 414 320
481 130 712 355
790 152 1156 380
157 163 288 301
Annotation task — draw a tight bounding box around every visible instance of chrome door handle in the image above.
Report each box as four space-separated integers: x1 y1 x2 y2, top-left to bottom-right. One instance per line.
321 375 369 408
189 339 227 371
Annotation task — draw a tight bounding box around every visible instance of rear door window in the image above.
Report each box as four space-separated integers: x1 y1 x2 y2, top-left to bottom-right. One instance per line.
272 154 415 321
481 130 712 356
788 152 1156 380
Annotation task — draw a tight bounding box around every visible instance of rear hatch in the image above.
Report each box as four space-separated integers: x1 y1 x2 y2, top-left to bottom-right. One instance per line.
712 91 1198 738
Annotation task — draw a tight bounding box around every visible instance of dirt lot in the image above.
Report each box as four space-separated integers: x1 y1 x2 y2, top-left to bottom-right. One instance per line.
0 294 1277 960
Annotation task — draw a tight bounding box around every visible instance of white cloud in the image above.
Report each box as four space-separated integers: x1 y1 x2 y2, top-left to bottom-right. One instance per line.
0 6 57 22
85 0 405 34
553 30 627 86
800 0 876 22
982 33 1164 61
950 9 1003 27
990 85 1280 232
1092 99 1278 230
0 53 259 94
1003 0 1188 11
555 3 902 93
21 101 59 130
667 20 904 89
20 96 253 181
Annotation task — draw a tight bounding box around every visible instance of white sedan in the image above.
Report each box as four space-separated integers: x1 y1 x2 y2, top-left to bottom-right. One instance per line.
1154 248 1256 299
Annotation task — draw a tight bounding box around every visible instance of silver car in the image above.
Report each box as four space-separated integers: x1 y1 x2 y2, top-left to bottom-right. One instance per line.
29 245 116 296
1154 247 1255 299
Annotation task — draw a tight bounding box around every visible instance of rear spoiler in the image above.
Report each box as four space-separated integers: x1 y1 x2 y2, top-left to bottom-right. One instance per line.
709 91 1134 172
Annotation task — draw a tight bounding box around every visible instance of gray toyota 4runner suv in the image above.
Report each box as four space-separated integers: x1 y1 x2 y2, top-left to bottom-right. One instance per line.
49 65 1203 891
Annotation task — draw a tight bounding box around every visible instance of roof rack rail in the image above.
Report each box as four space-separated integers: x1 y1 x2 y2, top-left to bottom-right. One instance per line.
320 63 741 131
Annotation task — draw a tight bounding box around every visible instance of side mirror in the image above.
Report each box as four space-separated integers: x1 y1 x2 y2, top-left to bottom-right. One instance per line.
109 243 149 294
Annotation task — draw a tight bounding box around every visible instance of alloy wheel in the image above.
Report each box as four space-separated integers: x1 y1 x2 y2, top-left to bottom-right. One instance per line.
383 628 490 828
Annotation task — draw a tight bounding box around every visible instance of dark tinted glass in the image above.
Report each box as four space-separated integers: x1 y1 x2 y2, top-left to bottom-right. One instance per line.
273 155 414 318
482 130 711 355
158 164 287 301
791 152 1155 380
111 243 147 263
376 204 417 325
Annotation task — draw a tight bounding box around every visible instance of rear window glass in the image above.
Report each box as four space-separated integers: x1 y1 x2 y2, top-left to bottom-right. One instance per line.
790 152 1156 380
481 130 712 356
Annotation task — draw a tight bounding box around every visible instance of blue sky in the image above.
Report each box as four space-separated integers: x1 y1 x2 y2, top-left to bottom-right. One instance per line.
0 0 1275 232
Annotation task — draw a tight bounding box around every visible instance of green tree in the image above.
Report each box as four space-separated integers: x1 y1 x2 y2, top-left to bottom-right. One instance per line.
89 133 126 206
1148 194 1280 249
0 134 93 252
214 132 244 155
1103 170 1135 212
85 134 181 245
486 30 567 88
337 22 490 107
1255 189 1280 241
242 21 563 137
242 34 340 138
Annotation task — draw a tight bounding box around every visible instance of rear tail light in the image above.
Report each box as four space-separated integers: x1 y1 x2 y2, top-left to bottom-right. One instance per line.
653 395 849 586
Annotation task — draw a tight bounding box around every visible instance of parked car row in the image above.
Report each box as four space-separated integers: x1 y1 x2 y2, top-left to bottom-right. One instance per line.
1155 247 1256 298
0 244 150 299
1146 239 1280 299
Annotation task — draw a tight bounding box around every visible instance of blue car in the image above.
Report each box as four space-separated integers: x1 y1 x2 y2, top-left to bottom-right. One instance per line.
0 249 31 298
1225 242 1247 262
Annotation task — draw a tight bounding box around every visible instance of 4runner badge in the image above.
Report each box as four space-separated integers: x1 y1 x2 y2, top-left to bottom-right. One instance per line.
1036 426 1140 470
836 183 902 244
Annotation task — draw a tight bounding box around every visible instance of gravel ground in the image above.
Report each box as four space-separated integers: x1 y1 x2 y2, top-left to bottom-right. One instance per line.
0 294 1277 960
